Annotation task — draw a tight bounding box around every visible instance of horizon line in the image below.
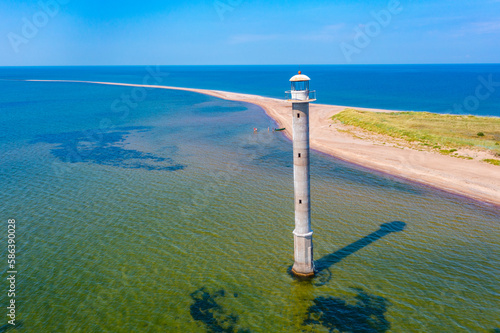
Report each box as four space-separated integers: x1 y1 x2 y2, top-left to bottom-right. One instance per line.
1 63 500 67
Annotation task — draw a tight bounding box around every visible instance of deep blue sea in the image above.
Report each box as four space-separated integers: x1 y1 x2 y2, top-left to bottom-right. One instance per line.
1 64 500 116
0 66 499 332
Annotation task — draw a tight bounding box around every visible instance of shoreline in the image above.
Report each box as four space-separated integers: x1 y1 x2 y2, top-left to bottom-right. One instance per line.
25 79 500 207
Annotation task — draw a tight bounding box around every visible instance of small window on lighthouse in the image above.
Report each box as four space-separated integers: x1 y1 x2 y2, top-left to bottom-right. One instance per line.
297 113 300 118
299 200 302 204
298 153 301 158
292 81 308 91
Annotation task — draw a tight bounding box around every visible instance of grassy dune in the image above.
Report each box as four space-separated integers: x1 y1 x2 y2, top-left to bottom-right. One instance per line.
332 109 500 164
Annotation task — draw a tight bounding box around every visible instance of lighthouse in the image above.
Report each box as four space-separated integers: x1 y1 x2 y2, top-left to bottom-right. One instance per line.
286 71 316 277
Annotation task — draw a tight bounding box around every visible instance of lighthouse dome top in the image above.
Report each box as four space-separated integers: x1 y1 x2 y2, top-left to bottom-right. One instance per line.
290 71 311 82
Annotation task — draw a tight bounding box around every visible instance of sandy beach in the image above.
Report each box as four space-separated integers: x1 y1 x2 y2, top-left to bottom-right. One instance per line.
27 80 500 207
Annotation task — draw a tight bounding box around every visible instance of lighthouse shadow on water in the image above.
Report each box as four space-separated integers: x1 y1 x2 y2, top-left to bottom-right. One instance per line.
314 221 406 285
287 221 407 283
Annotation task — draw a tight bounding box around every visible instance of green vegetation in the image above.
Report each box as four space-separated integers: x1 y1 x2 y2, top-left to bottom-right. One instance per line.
483 159 500 166
440 149 457 155
332 109 500 157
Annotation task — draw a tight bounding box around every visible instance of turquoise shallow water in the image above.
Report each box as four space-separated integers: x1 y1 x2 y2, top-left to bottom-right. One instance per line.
0 78 499 332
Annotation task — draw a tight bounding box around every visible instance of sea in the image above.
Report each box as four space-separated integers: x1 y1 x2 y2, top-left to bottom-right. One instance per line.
0 65 499 332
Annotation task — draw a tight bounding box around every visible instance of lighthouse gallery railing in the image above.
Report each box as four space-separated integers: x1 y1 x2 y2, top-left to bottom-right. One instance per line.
285 90 316 101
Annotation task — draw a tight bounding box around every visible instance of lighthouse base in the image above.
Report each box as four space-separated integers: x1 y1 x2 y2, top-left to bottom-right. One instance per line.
291 268 315 278
292 232 315 277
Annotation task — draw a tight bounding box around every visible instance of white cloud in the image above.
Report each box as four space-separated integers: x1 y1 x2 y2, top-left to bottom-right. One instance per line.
301 23 348 42
228 23 349 45
468 21 500 34
450 21 500 37
228 34 281 44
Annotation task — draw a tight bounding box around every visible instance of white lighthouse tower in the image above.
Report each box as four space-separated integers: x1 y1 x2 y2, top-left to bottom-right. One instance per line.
286 71 316 277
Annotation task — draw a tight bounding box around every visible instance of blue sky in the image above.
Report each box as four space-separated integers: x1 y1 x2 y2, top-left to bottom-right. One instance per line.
1 0 499 65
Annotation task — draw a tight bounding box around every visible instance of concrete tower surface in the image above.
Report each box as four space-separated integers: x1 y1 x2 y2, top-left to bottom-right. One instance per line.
286 72 316 277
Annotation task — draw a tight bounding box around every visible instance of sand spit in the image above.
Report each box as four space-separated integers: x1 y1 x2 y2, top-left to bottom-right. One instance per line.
26 79 500 207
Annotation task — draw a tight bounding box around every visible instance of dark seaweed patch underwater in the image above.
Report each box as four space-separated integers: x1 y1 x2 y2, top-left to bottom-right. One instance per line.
31 126 185 171
303 288 390 333
190 287 391 333
190 288 250 333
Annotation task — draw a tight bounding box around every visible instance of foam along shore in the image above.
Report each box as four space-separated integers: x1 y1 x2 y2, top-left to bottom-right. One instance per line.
26 79 500 207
